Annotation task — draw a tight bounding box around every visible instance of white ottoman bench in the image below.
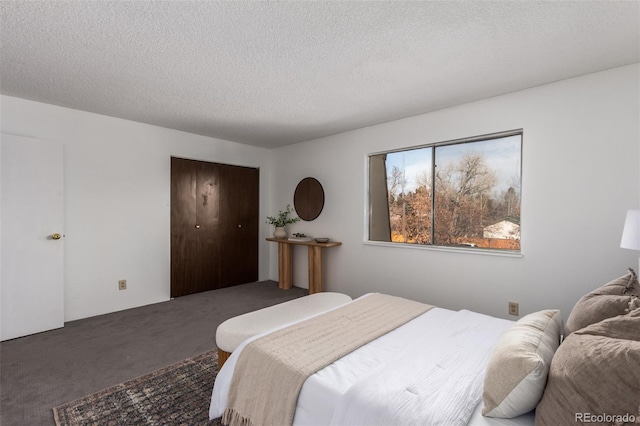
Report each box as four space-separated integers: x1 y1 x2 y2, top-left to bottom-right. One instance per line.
216 292 352 367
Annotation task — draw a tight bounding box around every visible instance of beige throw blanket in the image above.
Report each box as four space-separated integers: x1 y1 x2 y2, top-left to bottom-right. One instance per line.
222 293 433 426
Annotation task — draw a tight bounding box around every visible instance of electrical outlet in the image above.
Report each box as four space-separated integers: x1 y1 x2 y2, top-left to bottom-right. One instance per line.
118 279 127 290
508 301 519 316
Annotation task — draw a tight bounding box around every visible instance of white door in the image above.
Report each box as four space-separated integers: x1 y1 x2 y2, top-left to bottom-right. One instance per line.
1 134 64 341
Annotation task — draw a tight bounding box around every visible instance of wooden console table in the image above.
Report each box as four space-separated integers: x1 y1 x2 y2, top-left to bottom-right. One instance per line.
266 238 342 294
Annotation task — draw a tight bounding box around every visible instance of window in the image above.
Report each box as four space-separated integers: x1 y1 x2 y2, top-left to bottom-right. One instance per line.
368 131 522 252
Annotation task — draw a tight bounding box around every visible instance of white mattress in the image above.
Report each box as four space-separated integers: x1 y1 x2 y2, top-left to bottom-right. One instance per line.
210 296 535 426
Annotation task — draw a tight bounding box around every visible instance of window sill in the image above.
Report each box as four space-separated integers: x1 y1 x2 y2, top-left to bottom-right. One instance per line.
363 240 523 258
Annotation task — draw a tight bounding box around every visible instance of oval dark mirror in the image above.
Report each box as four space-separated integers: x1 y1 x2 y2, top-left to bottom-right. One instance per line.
294 177 324 221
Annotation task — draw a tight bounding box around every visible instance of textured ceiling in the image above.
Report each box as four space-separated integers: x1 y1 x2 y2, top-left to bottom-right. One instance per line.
1 1 639 148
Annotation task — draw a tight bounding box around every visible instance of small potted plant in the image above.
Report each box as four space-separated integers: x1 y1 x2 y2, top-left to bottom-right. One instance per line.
266 204 300 238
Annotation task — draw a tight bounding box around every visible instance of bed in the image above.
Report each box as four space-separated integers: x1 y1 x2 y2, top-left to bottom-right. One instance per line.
210 270 640 426
210 294 537 425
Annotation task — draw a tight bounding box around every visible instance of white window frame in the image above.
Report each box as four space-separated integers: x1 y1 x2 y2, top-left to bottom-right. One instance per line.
364 129 523 257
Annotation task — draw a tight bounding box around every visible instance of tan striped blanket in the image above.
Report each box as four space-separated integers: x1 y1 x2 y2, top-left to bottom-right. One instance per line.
222 293 433 426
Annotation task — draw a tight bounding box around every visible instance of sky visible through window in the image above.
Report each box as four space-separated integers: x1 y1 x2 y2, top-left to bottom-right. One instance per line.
385 135 521 195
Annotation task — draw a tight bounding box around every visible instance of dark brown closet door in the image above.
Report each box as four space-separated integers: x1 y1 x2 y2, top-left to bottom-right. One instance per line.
218 164 259 287
171 157 221 297
194 160 221 291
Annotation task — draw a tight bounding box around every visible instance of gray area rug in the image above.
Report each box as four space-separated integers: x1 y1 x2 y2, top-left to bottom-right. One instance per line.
53 350 223 425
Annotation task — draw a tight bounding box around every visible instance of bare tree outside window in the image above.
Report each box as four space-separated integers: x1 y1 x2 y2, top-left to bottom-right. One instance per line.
369 132 522 252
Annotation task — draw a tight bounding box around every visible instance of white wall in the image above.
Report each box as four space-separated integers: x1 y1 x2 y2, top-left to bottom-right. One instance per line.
2 64 638 323
272 64 640 320
1 96 273 321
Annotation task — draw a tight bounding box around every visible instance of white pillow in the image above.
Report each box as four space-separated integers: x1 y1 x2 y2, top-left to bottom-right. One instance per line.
482 309 562 418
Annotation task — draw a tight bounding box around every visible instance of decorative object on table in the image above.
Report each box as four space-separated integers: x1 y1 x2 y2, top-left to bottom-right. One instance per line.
273 227 287 239
266 204 300 238
289 232 312 242
294 177 325 221
314 237 330 243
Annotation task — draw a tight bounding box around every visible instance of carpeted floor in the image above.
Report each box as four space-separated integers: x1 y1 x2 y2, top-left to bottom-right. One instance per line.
54 350 221 426
0 281 307 426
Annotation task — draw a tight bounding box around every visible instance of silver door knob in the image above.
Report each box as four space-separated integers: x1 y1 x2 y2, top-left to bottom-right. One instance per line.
238 224 242 228
195 224 201 229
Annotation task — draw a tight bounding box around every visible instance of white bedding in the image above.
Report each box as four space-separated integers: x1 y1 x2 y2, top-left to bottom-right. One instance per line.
210 296 536 426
